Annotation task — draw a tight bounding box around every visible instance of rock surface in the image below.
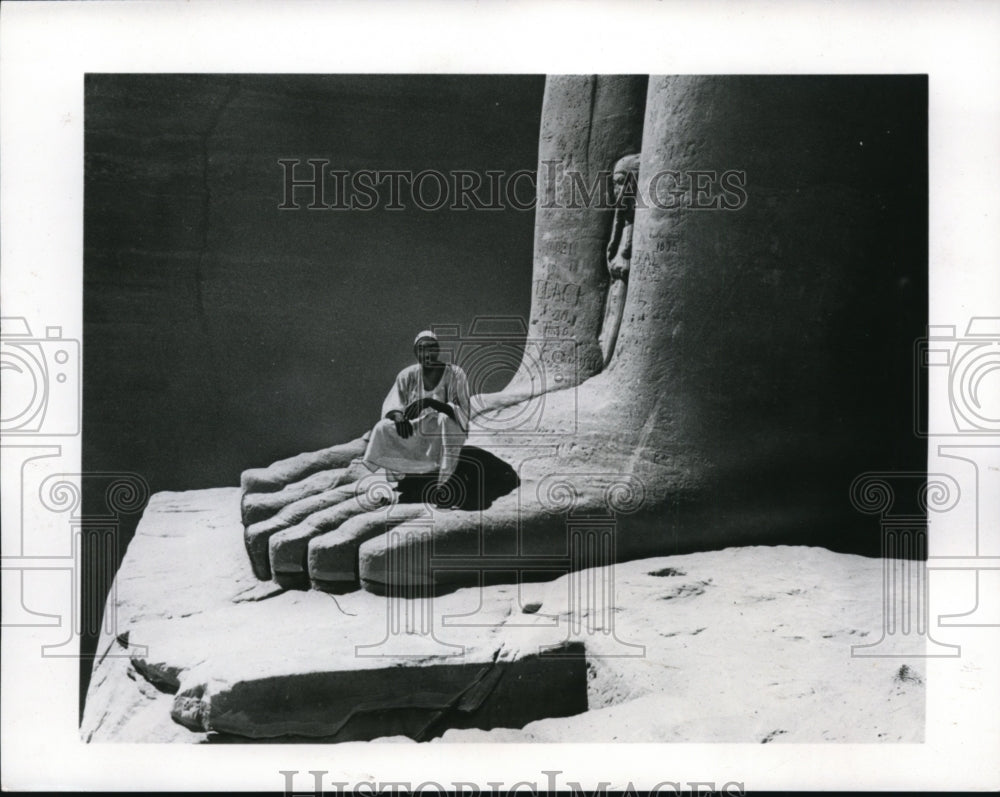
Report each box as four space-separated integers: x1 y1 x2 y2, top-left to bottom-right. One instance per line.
82 487 923 743
516 74 647 386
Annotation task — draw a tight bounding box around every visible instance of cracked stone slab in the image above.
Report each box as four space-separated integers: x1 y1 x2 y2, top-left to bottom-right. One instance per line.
117 578 587 742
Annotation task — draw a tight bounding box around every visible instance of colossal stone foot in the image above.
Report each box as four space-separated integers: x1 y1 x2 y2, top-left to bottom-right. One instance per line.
306 502 433 592
244 442 523 586
239 435 368 495
268 478 402 589
356 450 659 596
244 480 360 580
241 457 373 527
296 451 521 593
242 466 345 527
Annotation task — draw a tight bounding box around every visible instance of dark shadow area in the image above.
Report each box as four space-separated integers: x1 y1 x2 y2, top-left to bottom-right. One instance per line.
186 640 587 742
395 446 520 511
361 568 575 600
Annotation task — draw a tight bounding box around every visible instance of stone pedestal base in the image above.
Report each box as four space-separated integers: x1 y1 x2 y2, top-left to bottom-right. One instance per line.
82 487 928 743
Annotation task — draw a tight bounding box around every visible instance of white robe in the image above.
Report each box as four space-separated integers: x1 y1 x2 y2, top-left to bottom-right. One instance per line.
362 363 471 484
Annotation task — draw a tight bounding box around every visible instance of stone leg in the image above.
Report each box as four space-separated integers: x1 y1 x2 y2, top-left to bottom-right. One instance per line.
517 74 648 386
238 77 928 598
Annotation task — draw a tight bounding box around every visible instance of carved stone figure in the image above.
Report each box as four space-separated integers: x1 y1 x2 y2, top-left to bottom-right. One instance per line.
598 153 641 367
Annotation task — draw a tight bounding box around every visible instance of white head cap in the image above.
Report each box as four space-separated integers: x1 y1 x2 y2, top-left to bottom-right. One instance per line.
413 329 438 346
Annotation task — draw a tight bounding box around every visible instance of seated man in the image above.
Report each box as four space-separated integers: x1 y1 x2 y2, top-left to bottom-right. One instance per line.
363 330 471 504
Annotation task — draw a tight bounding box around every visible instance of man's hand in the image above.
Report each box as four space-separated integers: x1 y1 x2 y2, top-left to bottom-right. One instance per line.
386 410 413 439
394 418 413 438
401 399 455 425
423 399 456 422
403 399 428 420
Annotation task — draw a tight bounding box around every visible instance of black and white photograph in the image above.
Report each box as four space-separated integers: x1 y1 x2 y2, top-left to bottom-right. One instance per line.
77 71 931 745
2 1 998 792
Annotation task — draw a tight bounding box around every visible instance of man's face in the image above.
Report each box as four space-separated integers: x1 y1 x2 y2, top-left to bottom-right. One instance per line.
414 338 440 365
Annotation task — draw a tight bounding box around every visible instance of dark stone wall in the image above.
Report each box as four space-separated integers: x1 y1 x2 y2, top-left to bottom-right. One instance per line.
85 74 543 492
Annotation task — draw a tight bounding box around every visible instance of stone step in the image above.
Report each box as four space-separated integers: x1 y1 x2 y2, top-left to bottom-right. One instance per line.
123 576 587 741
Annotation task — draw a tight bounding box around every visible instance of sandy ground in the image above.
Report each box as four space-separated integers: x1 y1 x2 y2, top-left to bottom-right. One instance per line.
81 487 923 743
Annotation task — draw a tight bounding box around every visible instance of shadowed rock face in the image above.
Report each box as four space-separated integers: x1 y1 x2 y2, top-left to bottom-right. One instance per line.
171 641 587 741
395 447 520 511
242 74 926 593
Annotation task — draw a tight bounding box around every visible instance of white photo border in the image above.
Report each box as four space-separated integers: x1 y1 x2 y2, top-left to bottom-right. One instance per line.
1 0 998 791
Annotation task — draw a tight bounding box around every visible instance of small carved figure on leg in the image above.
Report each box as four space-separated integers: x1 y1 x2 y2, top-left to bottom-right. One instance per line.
598 153 641 368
